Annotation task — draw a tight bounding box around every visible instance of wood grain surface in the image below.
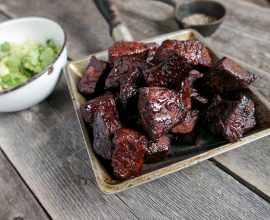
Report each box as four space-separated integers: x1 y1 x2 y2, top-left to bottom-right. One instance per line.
0 0 270 219
240 0 270 7
0 149 49 220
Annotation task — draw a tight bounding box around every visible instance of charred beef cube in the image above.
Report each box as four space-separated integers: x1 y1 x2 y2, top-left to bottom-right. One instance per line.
184 69 208 110
201 57 257 94
170 110 200 145
162 51 191 90
180 78 192 110
92 109 121 160
108 41 148 65
116 92 146 133
170 131 200 146
144 51 191 90
153 40 213 69
171 110 200 134
191 90 209 110
188 70 204 86
115 92 142 129
80 92 116 124
111 128 146 179
105 57 148 88
183 131 200 145
118 66 143 106
106 57 149 107
204 95 256 142
78 56 109 95
144 135 170 163
138 87 187 141
105 57 142 89
145 42 159 63
144 64 166 87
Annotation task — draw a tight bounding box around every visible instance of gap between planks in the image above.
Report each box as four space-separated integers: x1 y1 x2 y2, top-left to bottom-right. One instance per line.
0 147 52 220
210 158 270 203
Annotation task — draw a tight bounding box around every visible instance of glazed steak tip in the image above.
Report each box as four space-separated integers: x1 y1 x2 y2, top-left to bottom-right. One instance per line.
138 87 187 141
78 56 109 95
153 39 213 68
108 41 148 64
202 57 257 93
205 95 256 142
144 135 171 163
112 128 146 179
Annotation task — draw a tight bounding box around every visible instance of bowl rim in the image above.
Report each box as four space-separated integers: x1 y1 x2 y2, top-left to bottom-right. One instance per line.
0 16 67 96
175 0 227 27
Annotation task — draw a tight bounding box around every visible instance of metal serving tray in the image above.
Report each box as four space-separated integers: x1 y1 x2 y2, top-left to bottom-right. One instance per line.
64 29 270 194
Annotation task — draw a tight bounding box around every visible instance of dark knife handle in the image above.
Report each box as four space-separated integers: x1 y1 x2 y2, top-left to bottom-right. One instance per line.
93 0 133 41
93 0 122 33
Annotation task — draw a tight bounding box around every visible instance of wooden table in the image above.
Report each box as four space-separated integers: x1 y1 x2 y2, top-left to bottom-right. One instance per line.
0 0 270 219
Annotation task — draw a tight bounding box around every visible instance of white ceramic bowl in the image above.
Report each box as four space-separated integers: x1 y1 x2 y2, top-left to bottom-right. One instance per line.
0 17 67 112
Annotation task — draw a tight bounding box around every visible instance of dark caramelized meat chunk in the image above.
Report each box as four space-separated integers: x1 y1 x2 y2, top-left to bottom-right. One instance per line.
80 92 116 125
144 64 166 87
204 95 256 142
185 69 208 110
171 110 199 134
78 56 109 95
92 109 121 160
191 90 209 110
138 87 187 141
144 135 170 163
108 41 148 64
153 40 213 68
145 42 159 63
81 92 121 159
144 51 191 90
105 57 147 89
179 78 192 110
112 128 146 179
105 57 149 107
202 57 257 94
188 69 204 86
162 51 191 89
105 57 149 106
115 92 143 130
118 66 142 106
170 131 200 145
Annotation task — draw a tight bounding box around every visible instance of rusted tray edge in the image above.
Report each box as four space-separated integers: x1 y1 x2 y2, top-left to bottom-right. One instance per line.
64 29 270 194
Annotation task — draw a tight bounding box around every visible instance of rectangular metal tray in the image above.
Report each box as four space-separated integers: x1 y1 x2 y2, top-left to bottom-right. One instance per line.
64 29 270 194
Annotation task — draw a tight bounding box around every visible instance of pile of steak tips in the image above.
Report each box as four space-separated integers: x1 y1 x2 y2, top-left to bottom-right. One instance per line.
78 39 257 180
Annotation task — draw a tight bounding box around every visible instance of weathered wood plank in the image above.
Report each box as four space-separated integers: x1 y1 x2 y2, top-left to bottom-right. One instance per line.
117 162 270 220
0 149 50 220
237 0 270 7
